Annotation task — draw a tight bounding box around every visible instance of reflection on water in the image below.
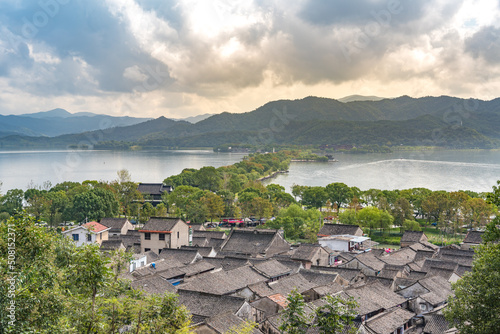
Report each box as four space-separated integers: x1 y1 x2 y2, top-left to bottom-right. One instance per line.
0 149 498 193
0 150 247 191
263 150 500 193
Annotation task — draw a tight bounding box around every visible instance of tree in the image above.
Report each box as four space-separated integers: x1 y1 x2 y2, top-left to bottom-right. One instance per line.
0 189 24 216
357 206 393 235
226 320 259 334
72 187 120 222
201 192 224 222
195 166 223 192
279 289 310 334
338 209 358 226
444 218 500 333
487 180 500 207
314 294 358 334
302 186 328 209
325 183 353 212
392 197 414 232
402 219 422 232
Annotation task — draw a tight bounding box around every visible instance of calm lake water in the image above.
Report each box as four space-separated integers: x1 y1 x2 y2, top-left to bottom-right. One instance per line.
0 149 499 193
263 149 500 193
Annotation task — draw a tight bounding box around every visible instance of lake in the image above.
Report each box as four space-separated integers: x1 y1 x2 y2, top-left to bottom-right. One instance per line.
263 149 500 193
0 149 499 193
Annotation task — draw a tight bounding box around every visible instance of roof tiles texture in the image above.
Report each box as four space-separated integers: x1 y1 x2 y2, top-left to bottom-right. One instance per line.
318 224 363 236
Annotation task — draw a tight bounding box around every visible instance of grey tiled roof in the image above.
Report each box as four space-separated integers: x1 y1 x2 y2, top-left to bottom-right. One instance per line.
365 307 415 334
252 259 292 278
179 265 267 295
345 282 406 316
291 244 324 262
318 223 363 236
100 218 129 232
142 217 184 232
401 231 427 244
137 183 171 195
463 231 484 244
100 239 125 251
423 313 451 334
130 274 177 295
158 248 200 265
177 290 246 319
205 312 263 334
220 229 289 256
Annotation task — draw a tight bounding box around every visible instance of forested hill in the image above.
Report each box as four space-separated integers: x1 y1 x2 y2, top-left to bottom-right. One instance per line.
1 96 500 149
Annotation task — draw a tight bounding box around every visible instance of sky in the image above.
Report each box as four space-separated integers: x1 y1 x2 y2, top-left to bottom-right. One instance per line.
0 0 499 118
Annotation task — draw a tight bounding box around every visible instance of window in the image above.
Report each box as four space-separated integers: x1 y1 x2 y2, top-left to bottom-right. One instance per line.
144 248 150 252
177 231 179 239
145 232 151 240
100 233 102 240
159 233 165 241
72 234 79 241
87 234 92 242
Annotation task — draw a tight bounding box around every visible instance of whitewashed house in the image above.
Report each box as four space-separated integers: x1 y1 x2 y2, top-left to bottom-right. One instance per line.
62 221 110 247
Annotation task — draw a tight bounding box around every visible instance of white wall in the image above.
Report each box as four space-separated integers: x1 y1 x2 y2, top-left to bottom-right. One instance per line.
318 239 349 252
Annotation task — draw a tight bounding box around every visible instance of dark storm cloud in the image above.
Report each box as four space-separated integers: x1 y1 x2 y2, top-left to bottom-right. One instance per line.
465 25 500 64
0 0 173 95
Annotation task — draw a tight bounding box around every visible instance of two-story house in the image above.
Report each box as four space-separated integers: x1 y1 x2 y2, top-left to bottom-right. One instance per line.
139 217 190 254
62 221 110 247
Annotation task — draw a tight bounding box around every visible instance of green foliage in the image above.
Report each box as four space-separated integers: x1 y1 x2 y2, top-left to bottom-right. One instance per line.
444 218 500 333
402 219 422 232
325 183 353 211
0 212 193 333
226 320 258 334
338 209 358 225
279 289 310 334
72 186 120 222
0 189 24 216
315 294 358 334
301 186 328 209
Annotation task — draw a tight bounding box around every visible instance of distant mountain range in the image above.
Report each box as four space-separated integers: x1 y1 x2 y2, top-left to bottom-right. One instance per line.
1 96 499 149
0 109 216 138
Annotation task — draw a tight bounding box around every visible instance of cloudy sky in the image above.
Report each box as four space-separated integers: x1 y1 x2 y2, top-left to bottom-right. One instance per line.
0 0 499 118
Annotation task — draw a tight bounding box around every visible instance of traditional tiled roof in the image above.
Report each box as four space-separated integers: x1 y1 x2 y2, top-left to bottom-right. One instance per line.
100 239 125 252
202 256 250 271
220 229 289 256
345 282 406 316
158 248 200 265
291 244 325 262
267 293 289 308
299 269 339 286
193 230 227 240
181 245 215 257
309 266 363 283
348 251 386 272
99 218 130 233
394 277 418 290
179 265 267 295
250 273 316 298
83 221 110 233
252 259 292 278
419 276 453 306
130 274 177 295
364 307 415 334
401 231 427 245
181 260 216 278
177 290 247 319
463 231 484 244
207 238 226 251
191 236 208 247
423 313 451 334
141 217 184 232
379 247 417 266
318 224 363 237
204 312 263 334
137 183 172 196
189 224 205 231
132 257 185 278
